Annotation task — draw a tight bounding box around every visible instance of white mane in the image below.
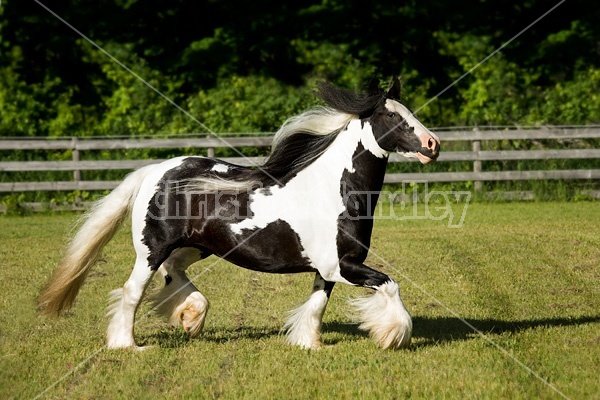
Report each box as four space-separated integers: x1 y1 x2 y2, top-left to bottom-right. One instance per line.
271 106 355 151
184 107 355 192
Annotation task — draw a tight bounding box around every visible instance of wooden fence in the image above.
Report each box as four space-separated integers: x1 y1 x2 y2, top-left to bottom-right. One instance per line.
1 127 599 193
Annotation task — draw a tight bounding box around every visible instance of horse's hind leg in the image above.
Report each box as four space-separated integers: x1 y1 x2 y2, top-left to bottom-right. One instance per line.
106 254 155 349
152 248 209 338
283 272 335 350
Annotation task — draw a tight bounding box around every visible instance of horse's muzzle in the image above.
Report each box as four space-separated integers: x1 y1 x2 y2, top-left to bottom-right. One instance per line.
416 132 440 164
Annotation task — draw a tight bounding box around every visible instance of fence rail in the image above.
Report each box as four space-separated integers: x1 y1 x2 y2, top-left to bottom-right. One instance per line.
1 127 599 193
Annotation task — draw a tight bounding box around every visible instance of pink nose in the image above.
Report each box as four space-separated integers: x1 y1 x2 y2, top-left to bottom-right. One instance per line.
421 132 440 155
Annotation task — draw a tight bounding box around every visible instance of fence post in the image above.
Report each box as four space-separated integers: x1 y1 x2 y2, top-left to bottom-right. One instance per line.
472 128 483 193
206 134 215 158
71 137 82 203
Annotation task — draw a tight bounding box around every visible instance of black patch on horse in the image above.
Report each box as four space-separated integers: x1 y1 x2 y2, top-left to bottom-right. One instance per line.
142 157 249 269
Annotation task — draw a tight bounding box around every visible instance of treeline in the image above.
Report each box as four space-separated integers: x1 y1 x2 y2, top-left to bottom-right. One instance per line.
1 0 599 138
0 1 599 207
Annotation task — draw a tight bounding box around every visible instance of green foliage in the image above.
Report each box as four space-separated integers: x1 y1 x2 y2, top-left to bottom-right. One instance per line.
76 41 187 137
292 40 377 89
435 33 530 125
434 32 600 126
0 46 63 137
186 75 317 133
0 0 598 204
1 0 598 136
530 67 600 124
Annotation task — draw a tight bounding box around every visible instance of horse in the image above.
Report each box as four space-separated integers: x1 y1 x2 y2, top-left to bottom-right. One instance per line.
38 78 440 350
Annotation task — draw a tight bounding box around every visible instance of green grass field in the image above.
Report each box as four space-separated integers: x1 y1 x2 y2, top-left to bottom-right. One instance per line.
1 202 599 399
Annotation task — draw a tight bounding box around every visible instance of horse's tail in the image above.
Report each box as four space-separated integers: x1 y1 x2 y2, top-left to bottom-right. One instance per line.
39 165 154 316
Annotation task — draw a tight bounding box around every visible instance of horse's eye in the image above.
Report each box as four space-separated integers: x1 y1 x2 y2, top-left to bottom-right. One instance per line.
387 112 396 118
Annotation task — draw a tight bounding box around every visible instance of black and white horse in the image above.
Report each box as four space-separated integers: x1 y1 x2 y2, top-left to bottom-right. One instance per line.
39 79 440 350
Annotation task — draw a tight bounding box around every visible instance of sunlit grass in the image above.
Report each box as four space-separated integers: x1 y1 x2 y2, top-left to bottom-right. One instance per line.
1 202 598 399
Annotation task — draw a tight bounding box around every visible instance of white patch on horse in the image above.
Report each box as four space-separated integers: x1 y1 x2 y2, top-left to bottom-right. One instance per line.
210 163 229 173
352 119 388 158
385 99 440 144
228 123 380 284
131 157 192 234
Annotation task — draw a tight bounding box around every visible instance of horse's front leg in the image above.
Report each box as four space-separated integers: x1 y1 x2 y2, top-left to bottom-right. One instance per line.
340 257 412 349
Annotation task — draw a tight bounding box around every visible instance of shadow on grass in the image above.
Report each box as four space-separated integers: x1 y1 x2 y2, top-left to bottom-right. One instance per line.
142 323 367 348
141 315 599 349
203 326 283 344
142 326 283 348
412 315 600 348
322 322 368 345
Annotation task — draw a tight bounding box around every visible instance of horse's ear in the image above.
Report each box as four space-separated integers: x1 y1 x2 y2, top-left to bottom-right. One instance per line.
386 77 402 100
366 78 381 96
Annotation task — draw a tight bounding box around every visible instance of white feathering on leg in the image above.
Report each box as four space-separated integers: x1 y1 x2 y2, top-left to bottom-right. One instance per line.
349 281 412 349
106 288 123 319
283 290 330 350
106 287 137 349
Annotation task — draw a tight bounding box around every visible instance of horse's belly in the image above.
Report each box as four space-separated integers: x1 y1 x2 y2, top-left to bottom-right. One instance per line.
196 219 316 274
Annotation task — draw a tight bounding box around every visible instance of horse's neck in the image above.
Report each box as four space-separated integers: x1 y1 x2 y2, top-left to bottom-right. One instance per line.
319 119 389 193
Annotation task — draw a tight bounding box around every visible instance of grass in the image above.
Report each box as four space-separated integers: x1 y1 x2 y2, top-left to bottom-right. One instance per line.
1 202 599 399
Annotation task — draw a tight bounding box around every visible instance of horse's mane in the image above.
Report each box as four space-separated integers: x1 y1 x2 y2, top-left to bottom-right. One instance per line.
186 81 385 189
256 107 352 185
271 81 384 151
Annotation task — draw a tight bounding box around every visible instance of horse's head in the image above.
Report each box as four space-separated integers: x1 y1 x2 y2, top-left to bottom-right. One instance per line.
317 78 440 163
366 79 440 164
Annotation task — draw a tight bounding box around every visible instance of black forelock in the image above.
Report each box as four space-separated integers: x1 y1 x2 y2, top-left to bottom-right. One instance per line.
317 80 385 119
